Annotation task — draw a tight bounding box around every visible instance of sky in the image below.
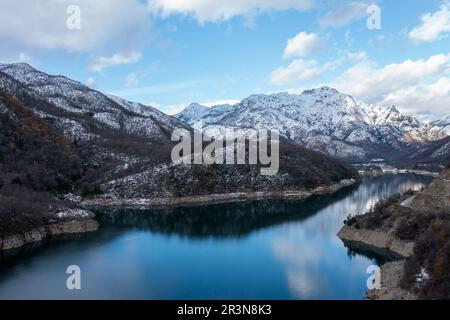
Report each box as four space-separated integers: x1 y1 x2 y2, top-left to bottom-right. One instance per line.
0 0 449 117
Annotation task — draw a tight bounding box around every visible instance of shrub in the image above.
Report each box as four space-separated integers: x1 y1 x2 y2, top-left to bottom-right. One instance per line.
344 214 358 227
395 214 435 241
402 217 450 299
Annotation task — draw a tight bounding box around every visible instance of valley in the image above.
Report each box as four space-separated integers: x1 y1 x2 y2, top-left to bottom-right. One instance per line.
0 62 448 300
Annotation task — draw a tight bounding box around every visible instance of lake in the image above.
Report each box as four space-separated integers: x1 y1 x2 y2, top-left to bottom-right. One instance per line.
0 174 432 300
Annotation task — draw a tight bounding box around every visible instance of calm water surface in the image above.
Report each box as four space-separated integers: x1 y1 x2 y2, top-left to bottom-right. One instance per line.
0 174 432 300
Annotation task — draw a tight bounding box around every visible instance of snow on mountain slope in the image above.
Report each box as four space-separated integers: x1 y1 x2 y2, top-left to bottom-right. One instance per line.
403 136 450 166
107 94 188 134
176 87 447 161
0 63 186 141
175 103 210 126
431 116 450 135
175 102 235 127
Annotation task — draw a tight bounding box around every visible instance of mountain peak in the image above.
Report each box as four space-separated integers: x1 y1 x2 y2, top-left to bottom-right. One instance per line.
388 105 400 113
187 102 208 109
0 62 37 73
175 103 210 125
302 86 340 96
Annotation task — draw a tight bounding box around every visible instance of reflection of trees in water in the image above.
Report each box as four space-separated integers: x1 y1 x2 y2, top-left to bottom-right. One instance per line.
292 174 433 237
95 186 357 239
96 175 432 240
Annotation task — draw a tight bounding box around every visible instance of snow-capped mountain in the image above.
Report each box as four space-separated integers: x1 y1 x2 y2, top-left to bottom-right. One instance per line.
0 63 187 141
177 87 448 161
175 102 233 127
175 103 210 126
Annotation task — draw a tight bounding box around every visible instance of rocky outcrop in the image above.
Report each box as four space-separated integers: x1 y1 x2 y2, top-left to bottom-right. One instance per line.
338 226 415 258
366 261 417 300
0 211 99 251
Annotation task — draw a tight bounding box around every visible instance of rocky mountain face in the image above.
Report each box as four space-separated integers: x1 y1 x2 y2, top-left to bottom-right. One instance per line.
176 87 448 162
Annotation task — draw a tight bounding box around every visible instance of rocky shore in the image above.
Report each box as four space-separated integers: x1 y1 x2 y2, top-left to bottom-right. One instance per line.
365 261 417 300
0 209 99 251
82 179 357 209
338 226 414 258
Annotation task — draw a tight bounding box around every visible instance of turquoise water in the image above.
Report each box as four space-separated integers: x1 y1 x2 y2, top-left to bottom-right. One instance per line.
0 174 432 300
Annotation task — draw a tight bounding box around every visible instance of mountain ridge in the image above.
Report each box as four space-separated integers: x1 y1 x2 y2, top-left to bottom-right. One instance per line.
176 86 448 161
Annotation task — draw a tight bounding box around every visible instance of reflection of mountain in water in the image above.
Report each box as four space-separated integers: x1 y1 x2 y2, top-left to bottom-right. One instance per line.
286 174 433 238
95 186 357 239
95 174 432 240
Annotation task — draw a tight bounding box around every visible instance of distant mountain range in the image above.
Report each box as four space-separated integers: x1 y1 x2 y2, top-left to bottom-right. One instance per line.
1 62 447 167
176 87 449 162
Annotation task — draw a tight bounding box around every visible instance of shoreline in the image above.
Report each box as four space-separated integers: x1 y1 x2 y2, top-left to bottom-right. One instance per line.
366 260 417 300
0 180 357 252
82 179 358 209
0 215 99 252
337 168 449 300
338 225 415 258
355 166 441 178
0 180 357 251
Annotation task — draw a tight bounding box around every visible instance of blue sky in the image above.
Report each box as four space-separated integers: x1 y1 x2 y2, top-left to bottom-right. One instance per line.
0 0 449 116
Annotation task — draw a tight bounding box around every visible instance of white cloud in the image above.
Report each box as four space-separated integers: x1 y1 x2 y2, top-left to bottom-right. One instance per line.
126 73 139 86
318 1 369 28
164 103 188 115
271 59 322 84
90 52 142 72
381 77 450 115
409 2 450 43
18 53 38 65
85 77 96 88
345 51 368 61
330 54 450 114
1 52 39 65
147 0 314 24
0 0 150 53
283 32 326 59
271 59 340 85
